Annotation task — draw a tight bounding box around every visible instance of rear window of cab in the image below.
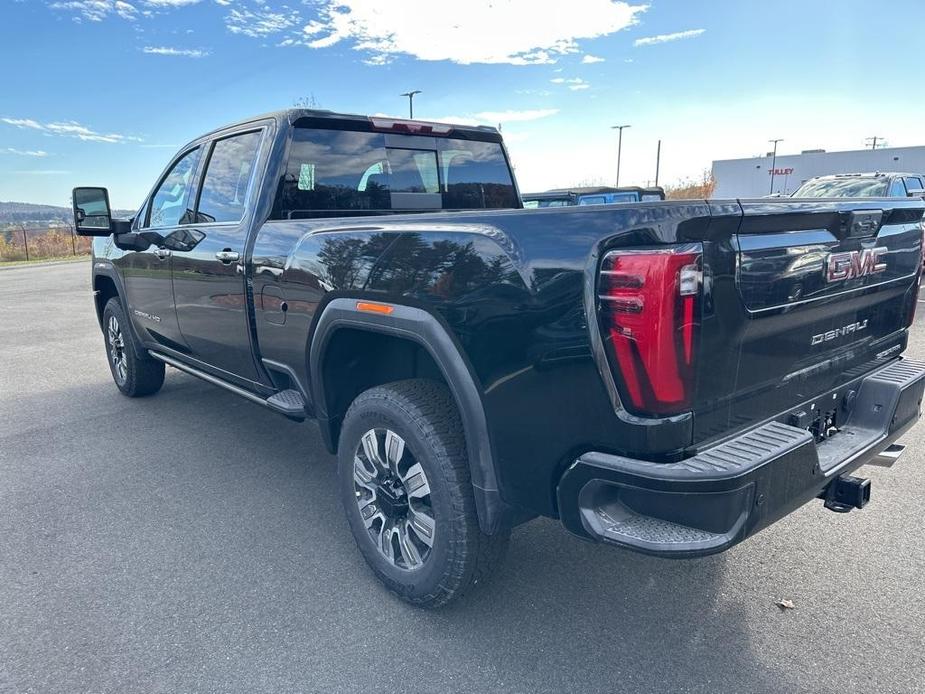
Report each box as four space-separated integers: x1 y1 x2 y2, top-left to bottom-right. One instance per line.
271 128 517 219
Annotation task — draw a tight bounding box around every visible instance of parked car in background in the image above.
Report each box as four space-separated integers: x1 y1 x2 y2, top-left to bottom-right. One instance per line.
522 185 665 208
792 172 925 198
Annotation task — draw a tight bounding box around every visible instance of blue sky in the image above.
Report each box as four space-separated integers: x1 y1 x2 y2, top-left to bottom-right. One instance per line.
2 0 925 208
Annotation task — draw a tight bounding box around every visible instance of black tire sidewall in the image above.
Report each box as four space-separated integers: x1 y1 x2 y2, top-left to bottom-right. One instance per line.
102 298 134 394
101 297 163 397
338 389 461 600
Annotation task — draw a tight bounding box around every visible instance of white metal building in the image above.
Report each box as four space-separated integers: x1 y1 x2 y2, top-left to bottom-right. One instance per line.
712 145 925 198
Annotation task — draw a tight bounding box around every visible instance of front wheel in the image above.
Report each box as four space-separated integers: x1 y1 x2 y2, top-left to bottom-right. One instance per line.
101 297 165 397
338 379 508 608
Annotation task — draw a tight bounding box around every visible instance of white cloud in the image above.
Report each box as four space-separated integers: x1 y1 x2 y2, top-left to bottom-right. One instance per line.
49 1 137 21
226 6 300 37
142 45 209 57
634 28 705 47
48 0 201 21
423 108 558 127
550 77 590 90
472 109 559 123
271 0 646 65
5 148 49 157
582 54 605 63
1 118 44 130
2 117 142 143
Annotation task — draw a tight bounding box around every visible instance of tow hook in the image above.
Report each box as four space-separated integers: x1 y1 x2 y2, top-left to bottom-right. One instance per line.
820 475 871 513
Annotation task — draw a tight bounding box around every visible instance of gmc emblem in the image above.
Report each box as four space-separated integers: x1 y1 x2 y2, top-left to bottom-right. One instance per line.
825 247 887 282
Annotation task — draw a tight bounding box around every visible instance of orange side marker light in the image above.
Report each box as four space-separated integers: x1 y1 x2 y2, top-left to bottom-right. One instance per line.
356 301 394 315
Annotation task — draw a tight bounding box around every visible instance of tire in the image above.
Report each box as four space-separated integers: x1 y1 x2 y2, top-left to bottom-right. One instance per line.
101 297 165 397
338 379 509 608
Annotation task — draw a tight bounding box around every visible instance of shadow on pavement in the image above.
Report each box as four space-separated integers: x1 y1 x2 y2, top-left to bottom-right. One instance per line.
1 371 797 693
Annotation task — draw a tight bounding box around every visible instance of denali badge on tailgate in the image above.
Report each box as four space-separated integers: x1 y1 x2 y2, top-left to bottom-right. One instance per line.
811 319 868 345
825 247 887 282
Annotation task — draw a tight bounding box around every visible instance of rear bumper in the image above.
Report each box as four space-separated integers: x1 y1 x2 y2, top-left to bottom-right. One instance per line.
557 359 925 557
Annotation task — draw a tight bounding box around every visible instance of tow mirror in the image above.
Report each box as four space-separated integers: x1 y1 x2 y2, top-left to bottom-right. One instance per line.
73 187 113 236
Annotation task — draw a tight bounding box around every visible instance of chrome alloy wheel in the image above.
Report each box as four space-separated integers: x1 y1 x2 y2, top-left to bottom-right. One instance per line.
353 428 436 569
107 314 128 384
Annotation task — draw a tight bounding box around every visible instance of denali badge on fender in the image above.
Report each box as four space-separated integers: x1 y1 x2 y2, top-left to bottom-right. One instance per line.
825 247 887 282
811 319 868 345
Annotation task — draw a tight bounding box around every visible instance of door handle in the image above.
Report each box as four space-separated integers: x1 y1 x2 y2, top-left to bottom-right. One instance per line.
154 248 171 260
215 249 240 264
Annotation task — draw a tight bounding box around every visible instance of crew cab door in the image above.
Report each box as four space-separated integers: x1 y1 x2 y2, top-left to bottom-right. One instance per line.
170 128 266 386
120 145 201 351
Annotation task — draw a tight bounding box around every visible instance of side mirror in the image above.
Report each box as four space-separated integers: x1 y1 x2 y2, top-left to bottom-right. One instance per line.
72 187 113 236
907 188 925 199
162 228 206 253
114 232 155 252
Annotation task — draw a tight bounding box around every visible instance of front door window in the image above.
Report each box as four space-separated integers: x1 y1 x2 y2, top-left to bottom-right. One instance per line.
147 148 200 228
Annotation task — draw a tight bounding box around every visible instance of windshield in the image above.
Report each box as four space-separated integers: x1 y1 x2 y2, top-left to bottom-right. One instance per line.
792 177 890 198
272 128 517 219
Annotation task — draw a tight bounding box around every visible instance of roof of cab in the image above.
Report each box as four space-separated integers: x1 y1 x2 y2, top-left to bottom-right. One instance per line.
187 108 501 145
811 171 922 180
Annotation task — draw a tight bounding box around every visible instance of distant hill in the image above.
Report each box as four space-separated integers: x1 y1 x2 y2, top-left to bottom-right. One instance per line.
1 201 135 226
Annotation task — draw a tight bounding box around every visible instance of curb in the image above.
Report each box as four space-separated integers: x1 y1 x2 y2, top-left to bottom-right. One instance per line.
0 256 91 271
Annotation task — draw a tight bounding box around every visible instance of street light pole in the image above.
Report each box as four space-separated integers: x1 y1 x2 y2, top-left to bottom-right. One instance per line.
654 139 661 187
768 138 783 195
400 90 422 119
611 124 631 187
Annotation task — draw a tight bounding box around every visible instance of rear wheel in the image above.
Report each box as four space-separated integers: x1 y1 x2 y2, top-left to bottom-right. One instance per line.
338 379 508 608
102 297 165 397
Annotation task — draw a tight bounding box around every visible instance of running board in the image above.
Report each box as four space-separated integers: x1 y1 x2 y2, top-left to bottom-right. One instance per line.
149 352 307 421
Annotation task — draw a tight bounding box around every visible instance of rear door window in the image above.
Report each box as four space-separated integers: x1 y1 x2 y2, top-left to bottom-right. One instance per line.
903 177 924 194
195 130 262 224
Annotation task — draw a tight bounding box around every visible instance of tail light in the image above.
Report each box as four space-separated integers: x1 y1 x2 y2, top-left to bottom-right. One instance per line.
369 117 453 136
598 244 702 416
909 222 924 325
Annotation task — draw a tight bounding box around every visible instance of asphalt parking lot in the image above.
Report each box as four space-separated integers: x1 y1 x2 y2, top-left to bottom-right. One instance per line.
1 260 924 694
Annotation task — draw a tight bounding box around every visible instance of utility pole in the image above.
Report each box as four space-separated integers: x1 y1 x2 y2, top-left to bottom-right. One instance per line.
655 139 662 187
400 90 422 119
20 224 29 262
865 136 885 150
768 138 783 195
611 124 631 187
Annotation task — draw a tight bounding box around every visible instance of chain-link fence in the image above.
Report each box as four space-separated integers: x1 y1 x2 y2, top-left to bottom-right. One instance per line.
0 225 92 263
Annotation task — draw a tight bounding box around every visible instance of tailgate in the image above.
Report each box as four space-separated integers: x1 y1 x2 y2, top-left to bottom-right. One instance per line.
693 198 924 444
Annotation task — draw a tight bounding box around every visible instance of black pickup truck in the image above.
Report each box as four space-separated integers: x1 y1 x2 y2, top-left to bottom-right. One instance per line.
73 109 925 607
